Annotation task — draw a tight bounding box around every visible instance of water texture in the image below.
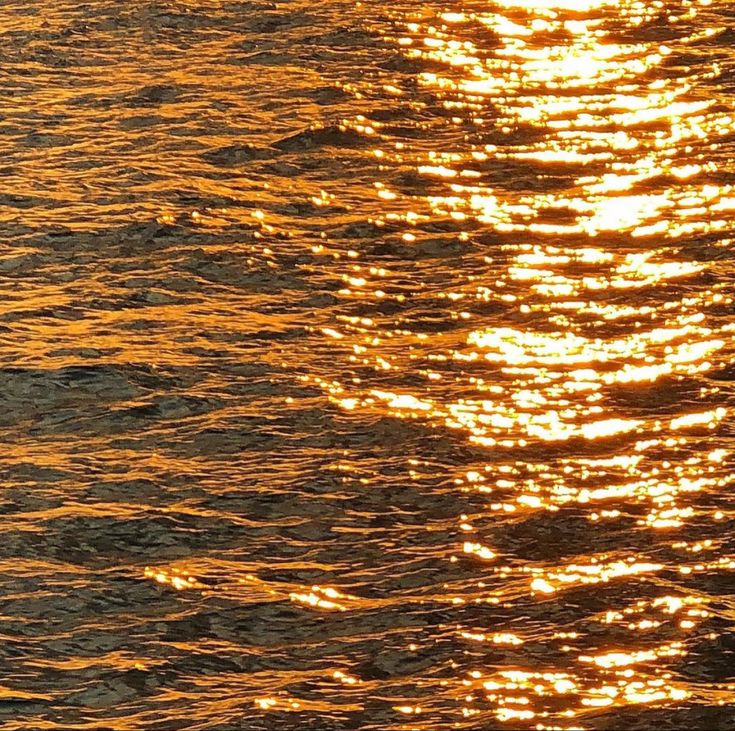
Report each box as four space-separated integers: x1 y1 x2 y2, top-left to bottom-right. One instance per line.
2 0 735 729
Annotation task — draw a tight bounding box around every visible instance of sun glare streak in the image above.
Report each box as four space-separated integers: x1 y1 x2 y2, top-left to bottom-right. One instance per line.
307 0 735 726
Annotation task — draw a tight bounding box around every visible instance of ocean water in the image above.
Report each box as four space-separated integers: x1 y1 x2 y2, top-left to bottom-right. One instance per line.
2 1 735 729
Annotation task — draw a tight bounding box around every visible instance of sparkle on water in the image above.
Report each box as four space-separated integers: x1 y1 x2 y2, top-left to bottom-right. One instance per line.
298 0 735 726
5 0 735 729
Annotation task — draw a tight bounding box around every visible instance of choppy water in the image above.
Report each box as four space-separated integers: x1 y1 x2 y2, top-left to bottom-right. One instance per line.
3 0 735 729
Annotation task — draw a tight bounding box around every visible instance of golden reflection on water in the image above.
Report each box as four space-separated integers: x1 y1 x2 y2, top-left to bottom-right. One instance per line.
319 0 731 490
6 0 733 726
298 0 735 726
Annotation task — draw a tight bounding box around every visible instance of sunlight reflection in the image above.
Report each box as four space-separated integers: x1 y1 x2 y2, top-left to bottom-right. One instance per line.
308 0 734 725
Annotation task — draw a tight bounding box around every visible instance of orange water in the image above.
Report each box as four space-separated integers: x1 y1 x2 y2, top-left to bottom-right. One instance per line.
2 1 735 729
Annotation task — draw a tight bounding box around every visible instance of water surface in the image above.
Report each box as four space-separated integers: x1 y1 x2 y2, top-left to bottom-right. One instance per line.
2 0 735 729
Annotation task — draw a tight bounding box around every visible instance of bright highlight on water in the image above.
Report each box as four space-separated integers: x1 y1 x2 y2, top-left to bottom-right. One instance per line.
3 0 734 729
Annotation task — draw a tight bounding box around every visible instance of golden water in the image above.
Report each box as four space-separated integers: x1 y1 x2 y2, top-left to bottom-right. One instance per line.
3 0 735 729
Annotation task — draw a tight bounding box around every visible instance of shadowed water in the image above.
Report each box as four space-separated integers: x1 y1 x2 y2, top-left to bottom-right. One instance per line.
2 1 735 729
